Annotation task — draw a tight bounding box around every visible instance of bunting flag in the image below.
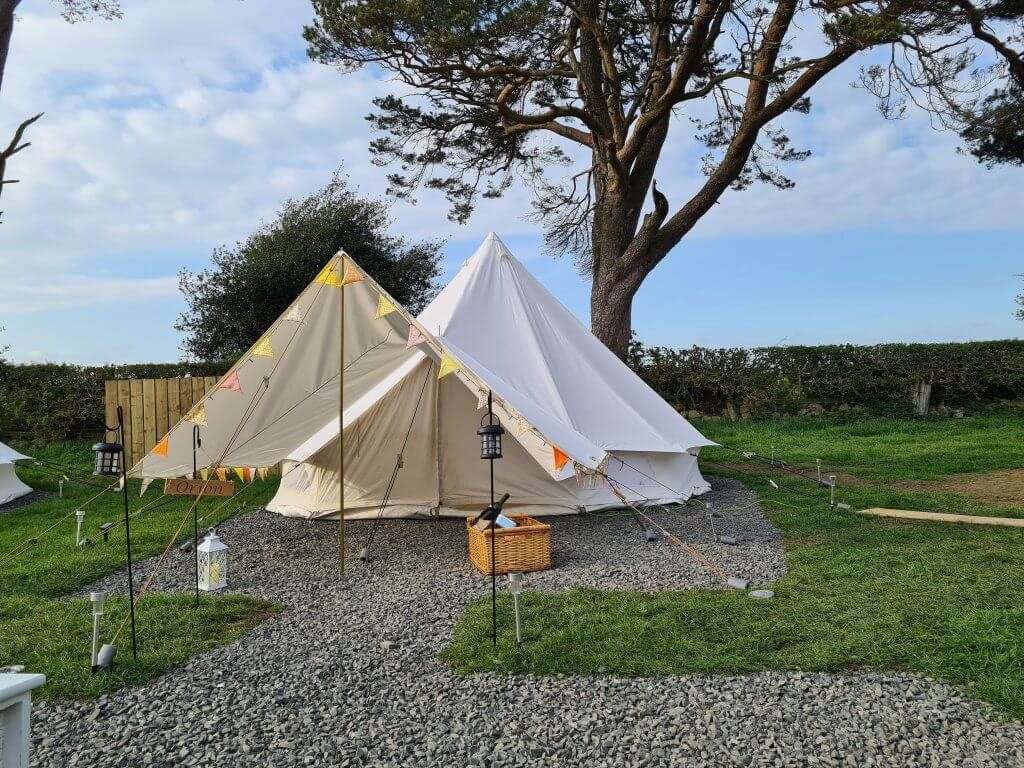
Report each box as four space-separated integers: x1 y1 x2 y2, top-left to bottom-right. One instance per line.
406 324 427 348
285 306 304 323
340 263 364 286
248 467 259 482
139 477 153 497
199 468 210 481
476 389 489 410
257 467 269 481
517 416 531 436
252 336 274 358
186 403 207 428
553 446 571 472
215 467 228 482
234 467 250 483
152 436 169 457
438 351 461 379
375 294 396 319
219 371 242 393
314 263 343 287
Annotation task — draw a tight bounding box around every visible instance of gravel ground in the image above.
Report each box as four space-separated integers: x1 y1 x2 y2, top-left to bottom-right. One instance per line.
33 477 1024 767
0 489 52 516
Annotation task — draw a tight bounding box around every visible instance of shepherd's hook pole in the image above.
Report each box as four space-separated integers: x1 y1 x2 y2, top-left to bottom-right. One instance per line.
489 391 497 647
118 406 138 660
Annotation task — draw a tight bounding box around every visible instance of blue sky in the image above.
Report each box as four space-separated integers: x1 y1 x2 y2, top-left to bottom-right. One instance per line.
1 0 1021 364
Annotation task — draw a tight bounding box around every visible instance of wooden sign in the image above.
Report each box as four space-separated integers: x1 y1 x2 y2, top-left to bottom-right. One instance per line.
163 478 235 498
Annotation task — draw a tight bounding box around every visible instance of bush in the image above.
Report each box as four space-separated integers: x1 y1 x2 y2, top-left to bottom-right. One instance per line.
0 362 229 444
629 339 1024 417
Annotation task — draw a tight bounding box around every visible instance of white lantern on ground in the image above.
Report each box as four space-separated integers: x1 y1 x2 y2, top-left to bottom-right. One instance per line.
197 528 228 591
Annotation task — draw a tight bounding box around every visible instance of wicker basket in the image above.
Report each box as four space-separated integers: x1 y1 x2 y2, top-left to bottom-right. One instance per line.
466 515 552 575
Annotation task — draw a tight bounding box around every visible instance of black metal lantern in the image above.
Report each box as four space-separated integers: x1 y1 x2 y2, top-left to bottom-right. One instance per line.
477 414 504 460
92 441 123 477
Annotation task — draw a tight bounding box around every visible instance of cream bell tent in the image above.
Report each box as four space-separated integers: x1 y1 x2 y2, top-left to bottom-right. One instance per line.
133 233 713 519
0 441 32 506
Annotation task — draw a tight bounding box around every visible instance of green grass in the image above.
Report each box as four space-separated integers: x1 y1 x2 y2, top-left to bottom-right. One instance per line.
0 440 279 699
698 407 1024 481
443 412 1024 719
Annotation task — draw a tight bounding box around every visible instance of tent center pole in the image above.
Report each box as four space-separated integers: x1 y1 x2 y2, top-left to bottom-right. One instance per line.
339 255 346 575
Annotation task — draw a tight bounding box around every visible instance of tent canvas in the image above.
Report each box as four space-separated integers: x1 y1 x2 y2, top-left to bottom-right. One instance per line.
134 233 713 519
0 441 32 506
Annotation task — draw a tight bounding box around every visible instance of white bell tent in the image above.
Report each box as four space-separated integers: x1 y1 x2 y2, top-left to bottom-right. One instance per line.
0 441 32 506
133 233 713 518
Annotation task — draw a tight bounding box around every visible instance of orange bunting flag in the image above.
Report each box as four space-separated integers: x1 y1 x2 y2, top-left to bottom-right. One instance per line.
186 403 207 428
340 263 364 286
233 467 250 483
215 467 228 482
438 351 460 379
252 336 274 358
406 325 427 348
219 371 242 393
152 436 169 457
552 446 571 472
375 294 396 319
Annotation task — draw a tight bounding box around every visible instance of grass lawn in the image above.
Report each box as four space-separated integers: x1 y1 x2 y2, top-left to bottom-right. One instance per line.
0 440 279 699
443 410 1024 719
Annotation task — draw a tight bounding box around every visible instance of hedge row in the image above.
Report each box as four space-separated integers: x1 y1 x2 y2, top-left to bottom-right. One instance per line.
2 340 1022 443
0 362 229 444
629 339 1024 417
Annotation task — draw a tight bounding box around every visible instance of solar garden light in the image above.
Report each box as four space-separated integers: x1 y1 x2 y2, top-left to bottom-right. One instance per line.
508 573 523 645
89 591 105 672
75 510 85 546
93 405 137 660
197 528 228 592
477 392 505 646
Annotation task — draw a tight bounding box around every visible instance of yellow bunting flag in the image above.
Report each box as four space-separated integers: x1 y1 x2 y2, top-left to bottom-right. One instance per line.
552 446 571 472
438 351 460 379
199 468 210 481
215 467 228 482
375 294 396 319
152 436 169 457
219 371 242 393
285 306 304 323
340 263 364 286
314 263 343 287
186 403 207 428
252 336 274 358
234 467 250 483
406 325 427 348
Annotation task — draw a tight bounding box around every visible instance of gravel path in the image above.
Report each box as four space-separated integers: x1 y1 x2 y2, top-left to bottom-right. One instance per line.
33 478 1024 767
0 489 52 516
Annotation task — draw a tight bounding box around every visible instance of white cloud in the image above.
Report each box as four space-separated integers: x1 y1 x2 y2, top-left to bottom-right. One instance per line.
2 275 178 312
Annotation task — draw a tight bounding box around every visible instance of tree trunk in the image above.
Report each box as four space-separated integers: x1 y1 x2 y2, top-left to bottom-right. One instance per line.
590 265 636 361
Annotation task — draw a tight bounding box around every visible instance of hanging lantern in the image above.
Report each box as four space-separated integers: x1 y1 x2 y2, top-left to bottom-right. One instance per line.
477 412 505 460
92 440 122 477
197 528 228 591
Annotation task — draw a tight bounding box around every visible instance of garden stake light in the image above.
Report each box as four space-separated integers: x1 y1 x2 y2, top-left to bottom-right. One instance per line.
93 405 137 661
89 591 105 672
508 572 523 646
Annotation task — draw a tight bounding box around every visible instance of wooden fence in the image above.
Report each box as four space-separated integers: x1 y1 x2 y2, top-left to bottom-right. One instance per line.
104 376 218 470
